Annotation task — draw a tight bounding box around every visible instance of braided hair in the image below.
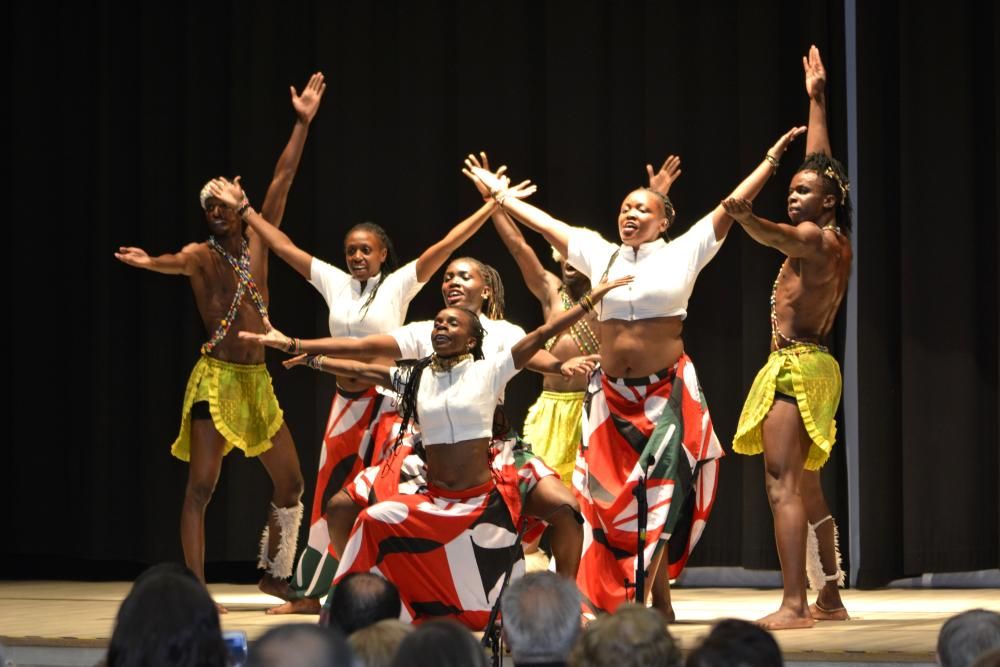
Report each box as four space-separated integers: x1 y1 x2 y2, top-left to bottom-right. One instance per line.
797 153 853 233
391 307 487 452
452 257 506 320
346 222 400 317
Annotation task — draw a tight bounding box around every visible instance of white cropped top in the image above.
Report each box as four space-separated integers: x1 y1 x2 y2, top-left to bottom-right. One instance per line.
566 213 723 321
309 258 425 338
390 314 526 403
389 352 519 445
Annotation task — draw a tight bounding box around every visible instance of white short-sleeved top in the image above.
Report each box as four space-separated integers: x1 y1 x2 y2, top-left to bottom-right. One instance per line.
308 258 425 337
390 314 527 360
389 352 519 445
566 213 723 321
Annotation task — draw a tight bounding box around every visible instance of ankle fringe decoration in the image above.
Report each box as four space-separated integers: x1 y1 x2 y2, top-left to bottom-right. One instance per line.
257 501 303 580
806 515 845 590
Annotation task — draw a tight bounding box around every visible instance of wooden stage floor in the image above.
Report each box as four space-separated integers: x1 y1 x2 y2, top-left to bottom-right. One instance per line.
1 581 998 665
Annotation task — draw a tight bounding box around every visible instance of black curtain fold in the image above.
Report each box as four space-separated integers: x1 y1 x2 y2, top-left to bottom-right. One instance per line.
8 0 997 585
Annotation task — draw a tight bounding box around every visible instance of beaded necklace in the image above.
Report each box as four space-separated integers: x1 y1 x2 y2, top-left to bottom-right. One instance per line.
545 287 600 355
769 224 841 351
201 236 269 354
429 353 472 373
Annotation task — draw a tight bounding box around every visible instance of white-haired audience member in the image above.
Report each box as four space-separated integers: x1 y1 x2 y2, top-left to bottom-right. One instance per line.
501 571 582 666
938 609 1000 667
348 619 412 667
569 605 681 667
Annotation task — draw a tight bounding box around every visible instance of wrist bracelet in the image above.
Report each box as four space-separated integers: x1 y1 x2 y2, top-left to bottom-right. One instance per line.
237 200 251 217
308 354 325 370
765 154 780 172
579 293 595 313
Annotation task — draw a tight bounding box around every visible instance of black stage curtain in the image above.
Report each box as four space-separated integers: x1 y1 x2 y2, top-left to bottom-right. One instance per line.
8 1 995 585
853 0 1000 586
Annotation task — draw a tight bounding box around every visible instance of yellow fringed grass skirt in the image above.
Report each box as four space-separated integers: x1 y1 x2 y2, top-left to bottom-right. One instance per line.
522 390 585 487
170 355 284 462
733 344 841 471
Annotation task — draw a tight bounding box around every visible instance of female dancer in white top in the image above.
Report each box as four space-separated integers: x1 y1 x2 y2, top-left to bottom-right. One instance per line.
207 172 524 613
466 127 805 619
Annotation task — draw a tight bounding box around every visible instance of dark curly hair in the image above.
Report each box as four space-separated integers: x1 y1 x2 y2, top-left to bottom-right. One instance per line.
797 153 853 233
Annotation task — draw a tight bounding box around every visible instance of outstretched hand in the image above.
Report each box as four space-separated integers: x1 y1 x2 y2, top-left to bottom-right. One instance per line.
803 45 826 100
720 197 755 224
463 163 509 197
590 275 634 302
282 354 310 369
206 176 247 210
291 72 327 124
768 126 807 161
560 354 600 377
463 152 495 200
238 317 293 351
114 246 151 268
646 155 682 196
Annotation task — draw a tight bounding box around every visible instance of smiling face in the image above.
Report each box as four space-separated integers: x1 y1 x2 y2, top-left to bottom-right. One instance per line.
787 170 836 224
430 307 479 357
441 259 489 313
343 230 387 282
617 189 668 246
202 197 241 237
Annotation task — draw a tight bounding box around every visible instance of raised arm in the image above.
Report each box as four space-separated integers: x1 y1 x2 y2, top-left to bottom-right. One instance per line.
257 72 326 227
206 178 312 279
721 198 824 259
283 354 392 388
708 126 806 241
114 244 199 276
646 155 683 198
511 276 632 369
412 199 499 283
464 164 574 259
803 46 832 157
239 319 403 359
466 153 559 309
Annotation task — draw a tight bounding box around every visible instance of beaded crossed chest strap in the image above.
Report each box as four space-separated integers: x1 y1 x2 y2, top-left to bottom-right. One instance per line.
201 236 269 354
769 224 842 352
545 287 599 355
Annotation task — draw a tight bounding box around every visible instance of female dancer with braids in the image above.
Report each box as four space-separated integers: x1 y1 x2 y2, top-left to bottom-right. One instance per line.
280 275 631 628
206 173 516 614
467 125 806 619
241 250 595 583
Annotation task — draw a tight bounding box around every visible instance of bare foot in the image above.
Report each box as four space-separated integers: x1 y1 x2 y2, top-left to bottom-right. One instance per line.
266 598 322 615
810 602 850 621
756 607 816 630
258 574 291 601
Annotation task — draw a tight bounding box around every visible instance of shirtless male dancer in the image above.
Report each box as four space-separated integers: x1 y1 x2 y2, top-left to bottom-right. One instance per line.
115 73 326 609
725 46 853 630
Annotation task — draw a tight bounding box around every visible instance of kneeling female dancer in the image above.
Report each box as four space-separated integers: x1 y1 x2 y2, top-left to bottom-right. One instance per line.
282 277 631 628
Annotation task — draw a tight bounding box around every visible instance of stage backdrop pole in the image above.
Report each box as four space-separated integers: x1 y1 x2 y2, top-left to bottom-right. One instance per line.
843 0 862 589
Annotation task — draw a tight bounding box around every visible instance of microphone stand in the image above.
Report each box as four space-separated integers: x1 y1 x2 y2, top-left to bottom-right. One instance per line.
481 504 583 666
631 453 655 605
482 522 526 667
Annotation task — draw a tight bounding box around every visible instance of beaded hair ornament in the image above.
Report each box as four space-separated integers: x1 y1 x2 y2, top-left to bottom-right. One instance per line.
823 166 851 205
